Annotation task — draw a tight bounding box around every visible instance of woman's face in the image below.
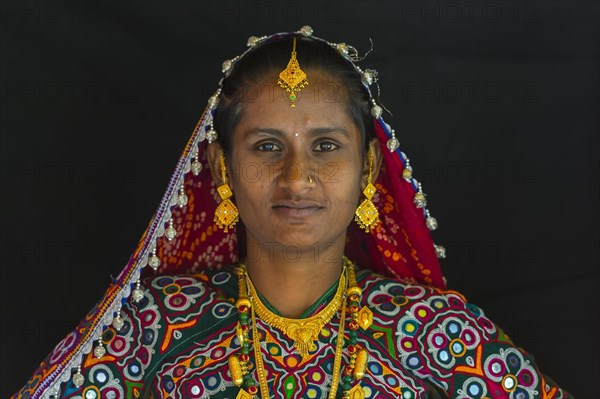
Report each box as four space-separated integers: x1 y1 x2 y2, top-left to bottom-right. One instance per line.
210 72 381 257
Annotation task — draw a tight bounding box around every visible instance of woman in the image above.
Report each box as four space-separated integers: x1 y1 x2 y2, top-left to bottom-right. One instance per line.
14 26 571 399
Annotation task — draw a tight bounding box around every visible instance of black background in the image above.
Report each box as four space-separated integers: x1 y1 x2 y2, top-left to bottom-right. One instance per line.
1 1 598 397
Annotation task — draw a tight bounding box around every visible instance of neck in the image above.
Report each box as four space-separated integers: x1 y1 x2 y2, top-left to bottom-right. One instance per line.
243 235 346 318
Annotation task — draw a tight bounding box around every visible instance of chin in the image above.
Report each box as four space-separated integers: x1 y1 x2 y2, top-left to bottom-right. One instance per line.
275 229 343 253
273 234 320 250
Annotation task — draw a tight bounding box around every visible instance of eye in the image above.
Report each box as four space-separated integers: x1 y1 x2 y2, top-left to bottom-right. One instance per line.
257 142 282 152
314 141 339 152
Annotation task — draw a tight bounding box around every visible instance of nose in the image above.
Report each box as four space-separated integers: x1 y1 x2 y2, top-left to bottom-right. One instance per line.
276 151 316 195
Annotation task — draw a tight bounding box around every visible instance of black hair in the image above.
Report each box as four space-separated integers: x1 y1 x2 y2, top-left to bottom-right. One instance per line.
213 35 375 155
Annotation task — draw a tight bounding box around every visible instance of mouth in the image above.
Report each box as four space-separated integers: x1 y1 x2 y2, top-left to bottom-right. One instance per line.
272 200 324 218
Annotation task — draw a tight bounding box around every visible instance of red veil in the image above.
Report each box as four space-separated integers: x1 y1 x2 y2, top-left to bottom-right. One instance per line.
14 27 446 399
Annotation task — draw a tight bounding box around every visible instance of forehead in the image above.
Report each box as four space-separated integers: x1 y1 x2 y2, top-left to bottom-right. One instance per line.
234 72 359 136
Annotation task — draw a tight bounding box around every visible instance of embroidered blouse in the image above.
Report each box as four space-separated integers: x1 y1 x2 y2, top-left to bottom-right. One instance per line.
55 266 572 399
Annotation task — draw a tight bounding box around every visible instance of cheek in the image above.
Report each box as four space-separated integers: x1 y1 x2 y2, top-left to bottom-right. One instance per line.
230 163 270 209
326 163 362 207
234 165 261 187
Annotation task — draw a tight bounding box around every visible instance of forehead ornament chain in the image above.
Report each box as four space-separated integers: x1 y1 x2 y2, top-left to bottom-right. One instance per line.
277 36 309 108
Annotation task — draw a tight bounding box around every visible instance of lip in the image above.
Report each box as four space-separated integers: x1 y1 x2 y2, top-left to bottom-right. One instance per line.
272 200 324 218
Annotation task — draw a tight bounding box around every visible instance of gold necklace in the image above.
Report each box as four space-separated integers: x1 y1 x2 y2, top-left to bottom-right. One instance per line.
232 258 368 399
245 264 346 357
247 264 349 399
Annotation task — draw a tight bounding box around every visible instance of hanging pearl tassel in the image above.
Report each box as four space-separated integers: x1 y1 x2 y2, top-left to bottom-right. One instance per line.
206 125 217 143
387 129 399 152
112 306 124 331
426 216 438 230
413 192 427 208
177 184 188 208
413 182 427 208
93 338 106 359
361 69 376 86
191 151 202 176
148 247 160 270
72 365 84 387
247 35 260 47
131 279 144 303
434 244 446 259
402 165 413 181
222 59 233 75
337 42 349 56
299 25 313 36
208 93 220 109
165 218 177 242
370 104 382 118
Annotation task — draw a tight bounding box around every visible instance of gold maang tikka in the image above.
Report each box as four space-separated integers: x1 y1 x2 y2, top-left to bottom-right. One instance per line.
214 153 239 232
277 36 308 107
355 148 380 232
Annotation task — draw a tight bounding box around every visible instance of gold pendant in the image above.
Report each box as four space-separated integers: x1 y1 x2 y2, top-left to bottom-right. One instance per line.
353 349 368 380
214 183 239 232
354 183 379 232
275 318 321 356
245 265 346 357
228 356 244 387
277 37 308 107
347 384 365 399
235 388 253 399
357 306 373 330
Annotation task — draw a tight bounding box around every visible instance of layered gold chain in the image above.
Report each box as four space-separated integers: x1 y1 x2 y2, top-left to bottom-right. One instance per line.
245 267 346 358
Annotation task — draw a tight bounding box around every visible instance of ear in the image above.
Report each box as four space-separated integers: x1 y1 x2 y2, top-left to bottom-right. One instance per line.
361 138 383 189
207 143 230 189
369 138 383 184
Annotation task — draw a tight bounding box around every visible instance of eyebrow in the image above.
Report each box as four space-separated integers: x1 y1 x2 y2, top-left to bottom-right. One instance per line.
243 127 350 139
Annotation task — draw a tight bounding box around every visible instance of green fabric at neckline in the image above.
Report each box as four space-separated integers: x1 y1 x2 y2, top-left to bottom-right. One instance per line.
253 275 341 319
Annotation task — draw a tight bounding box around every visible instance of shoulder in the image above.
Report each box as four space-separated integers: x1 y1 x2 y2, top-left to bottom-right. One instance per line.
139 265 239 306
357 271 568 398
358 270 502 341
124 266 239 330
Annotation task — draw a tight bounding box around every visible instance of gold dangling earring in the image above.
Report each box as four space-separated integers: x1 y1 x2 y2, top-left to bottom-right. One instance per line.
354 148 380 232
214 153 239 232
